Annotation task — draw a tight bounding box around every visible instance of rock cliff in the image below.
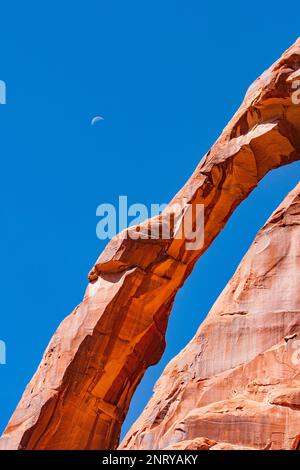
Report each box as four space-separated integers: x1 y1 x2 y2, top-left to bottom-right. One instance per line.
121 183 300 451
1 39 300 450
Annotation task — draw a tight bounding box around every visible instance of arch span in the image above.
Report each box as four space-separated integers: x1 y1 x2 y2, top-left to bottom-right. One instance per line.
1 39 300 450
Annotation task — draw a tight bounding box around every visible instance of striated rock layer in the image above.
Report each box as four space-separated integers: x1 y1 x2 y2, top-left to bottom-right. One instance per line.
121 183 300 451
1 40 300 450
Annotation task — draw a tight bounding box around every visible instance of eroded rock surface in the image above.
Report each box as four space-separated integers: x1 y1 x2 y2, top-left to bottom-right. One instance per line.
1 39 300 450
121 183 300 450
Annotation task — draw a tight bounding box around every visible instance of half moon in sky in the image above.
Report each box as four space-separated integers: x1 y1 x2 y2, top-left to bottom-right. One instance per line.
91 116 104 125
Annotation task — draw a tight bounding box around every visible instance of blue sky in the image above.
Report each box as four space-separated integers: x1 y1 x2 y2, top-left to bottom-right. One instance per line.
0 1 299 440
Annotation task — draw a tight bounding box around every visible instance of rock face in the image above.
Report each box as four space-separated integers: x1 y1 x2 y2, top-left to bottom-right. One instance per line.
121 183 300 451
1 39 300 450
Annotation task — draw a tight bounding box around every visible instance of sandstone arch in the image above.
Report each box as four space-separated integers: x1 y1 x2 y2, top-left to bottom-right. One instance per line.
1 39 300 450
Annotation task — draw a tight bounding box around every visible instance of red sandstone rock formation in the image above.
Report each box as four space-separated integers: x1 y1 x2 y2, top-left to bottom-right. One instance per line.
121 183 300 450
1 39 300 450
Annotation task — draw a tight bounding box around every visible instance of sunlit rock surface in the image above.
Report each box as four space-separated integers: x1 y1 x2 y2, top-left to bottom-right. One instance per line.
121 183 300 450
1 39 300 450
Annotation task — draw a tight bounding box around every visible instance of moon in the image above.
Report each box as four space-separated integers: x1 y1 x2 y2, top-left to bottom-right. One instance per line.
91 116 104 125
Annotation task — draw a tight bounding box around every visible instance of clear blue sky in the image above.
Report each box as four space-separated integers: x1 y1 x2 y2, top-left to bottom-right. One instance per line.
0 1 299 440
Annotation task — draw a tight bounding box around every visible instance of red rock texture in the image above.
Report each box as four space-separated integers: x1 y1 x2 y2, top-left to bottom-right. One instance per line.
121 183 300 450
1 39 300 450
